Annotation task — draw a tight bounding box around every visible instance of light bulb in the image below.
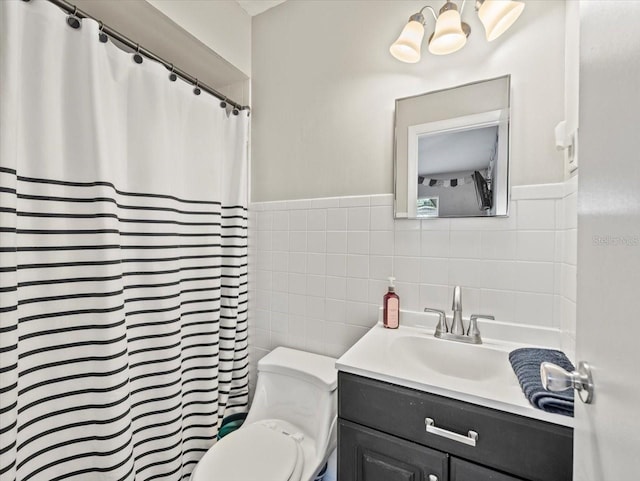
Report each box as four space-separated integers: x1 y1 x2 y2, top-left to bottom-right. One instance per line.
429 8 467 55
478 0 525 41
390 17 425 63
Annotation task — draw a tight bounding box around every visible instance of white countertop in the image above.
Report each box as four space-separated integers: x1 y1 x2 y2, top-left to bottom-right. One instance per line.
336 321 574 428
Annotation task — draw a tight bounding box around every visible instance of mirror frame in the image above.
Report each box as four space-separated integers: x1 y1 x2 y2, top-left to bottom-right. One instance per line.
394 75 511 219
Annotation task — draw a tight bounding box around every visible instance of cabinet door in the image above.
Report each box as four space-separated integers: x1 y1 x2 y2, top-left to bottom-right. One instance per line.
339 372 572 481
339 419 448 481
450 457 525 481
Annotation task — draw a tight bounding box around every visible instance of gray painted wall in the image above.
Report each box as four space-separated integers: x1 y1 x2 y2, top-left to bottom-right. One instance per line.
251 0 567 202
418 183 482 217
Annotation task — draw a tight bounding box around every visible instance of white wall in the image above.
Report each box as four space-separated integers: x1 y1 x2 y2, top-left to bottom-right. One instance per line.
251 0 567 202
248 181 577 372
564 0 580 178
557 177 578 359
147 0 252 77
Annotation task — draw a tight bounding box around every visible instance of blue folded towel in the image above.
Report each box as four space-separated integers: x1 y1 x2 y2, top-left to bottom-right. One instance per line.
508 348 575 417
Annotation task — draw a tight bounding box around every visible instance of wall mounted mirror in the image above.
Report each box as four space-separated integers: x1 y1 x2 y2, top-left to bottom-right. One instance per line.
394 75 511 218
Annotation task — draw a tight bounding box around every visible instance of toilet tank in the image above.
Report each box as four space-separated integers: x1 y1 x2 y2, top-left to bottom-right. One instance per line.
246 348 337 453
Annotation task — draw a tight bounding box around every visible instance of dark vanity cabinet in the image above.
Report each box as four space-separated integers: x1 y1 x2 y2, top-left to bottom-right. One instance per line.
337 372 573 481
340 420 448 481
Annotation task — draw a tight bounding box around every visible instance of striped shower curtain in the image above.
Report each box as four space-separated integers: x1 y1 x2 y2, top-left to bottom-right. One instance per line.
0 1 249 480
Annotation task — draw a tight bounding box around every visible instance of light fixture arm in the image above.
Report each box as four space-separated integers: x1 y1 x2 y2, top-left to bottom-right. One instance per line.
418 5 439 22
417 2 467 21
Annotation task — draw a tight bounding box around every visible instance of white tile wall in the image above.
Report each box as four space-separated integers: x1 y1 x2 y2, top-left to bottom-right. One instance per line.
557 176 578 359
249 181 578 379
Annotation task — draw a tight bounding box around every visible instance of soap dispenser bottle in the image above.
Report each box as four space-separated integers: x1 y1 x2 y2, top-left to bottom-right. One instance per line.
383 277 400 329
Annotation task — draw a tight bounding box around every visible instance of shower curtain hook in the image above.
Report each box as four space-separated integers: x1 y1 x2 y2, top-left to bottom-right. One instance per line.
98 22 108 43
66 7 81 29
133 44 143 64
193 80 201 96
220 97 228 109
169 64 177 82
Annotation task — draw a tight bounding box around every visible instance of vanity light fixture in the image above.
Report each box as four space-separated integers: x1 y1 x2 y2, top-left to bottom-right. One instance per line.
390 0 525 63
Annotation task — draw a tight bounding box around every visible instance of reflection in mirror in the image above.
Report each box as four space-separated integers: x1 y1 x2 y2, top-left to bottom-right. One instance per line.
394 75 510 219
410 109 508 217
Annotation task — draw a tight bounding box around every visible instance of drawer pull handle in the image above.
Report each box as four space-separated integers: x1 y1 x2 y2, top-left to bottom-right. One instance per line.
425 418 478 447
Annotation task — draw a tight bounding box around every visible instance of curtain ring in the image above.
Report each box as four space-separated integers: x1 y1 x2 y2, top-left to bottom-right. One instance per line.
232 107 240 116
220 97 228 109
66 7 81 29
133 44 143 64
193 80 201 96
98 22 108 43
168 64 177 82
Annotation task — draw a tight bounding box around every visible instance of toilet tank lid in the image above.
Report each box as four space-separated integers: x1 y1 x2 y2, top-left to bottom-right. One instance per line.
259 347 337 391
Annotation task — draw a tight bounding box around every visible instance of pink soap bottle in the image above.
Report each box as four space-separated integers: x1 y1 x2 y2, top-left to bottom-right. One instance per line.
383 277 400 329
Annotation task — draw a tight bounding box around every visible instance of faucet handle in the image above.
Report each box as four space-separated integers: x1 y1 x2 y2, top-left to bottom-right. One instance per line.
467 314 494 343
424 308 447 336
470 314 495 322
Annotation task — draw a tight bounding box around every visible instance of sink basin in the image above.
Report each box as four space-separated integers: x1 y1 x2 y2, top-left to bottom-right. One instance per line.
391 334 512 382
336 320 574 428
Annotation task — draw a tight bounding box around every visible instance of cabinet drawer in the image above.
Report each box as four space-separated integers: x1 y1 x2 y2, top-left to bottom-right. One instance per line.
339 418 448 481
451 458 525 481
338 372 573 481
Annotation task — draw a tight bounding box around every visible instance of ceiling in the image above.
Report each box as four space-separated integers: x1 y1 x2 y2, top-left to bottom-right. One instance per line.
236 0 287 16
418 126 499 177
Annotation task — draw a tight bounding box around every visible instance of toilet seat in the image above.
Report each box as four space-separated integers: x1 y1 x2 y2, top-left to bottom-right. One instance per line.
191 422 304 481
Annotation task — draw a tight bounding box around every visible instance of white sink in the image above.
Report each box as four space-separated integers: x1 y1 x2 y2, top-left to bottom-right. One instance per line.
391 334 512 382
335 317 574 428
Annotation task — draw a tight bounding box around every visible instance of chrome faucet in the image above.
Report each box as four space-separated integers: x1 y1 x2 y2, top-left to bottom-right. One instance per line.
450 286 465 336
423 286 495 345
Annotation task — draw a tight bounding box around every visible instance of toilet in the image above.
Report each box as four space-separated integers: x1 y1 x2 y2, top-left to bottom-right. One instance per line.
190 347 338 481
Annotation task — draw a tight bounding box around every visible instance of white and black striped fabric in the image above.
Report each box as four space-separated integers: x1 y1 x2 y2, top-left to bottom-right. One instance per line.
0 169 249 480
0 1 250 480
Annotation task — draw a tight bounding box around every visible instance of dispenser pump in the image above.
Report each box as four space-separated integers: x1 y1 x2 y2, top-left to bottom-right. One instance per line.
383 277 400 329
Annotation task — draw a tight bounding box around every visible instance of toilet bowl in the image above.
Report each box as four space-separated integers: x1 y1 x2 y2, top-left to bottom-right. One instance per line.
190 347 338 481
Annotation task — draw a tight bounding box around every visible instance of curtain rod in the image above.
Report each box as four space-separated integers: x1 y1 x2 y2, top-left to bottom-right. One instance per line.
45 0 250 113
